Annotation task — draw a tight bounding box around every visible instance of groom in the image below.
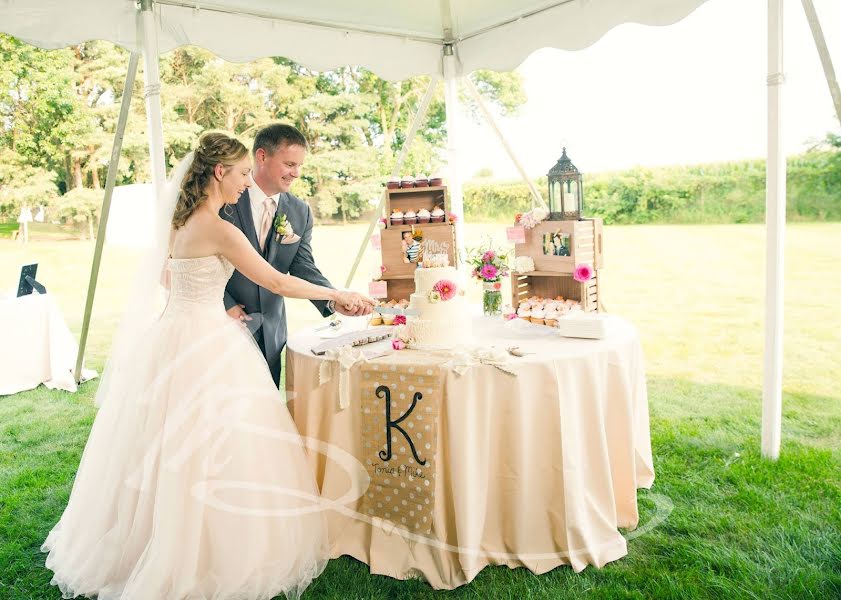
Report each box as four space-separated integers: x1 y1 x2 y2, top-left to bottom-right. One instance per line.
222 123 370 387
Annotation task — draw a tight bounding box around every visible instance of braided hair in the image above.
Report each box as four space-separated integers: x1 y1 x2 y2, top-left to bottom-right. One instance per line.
172 132 248 229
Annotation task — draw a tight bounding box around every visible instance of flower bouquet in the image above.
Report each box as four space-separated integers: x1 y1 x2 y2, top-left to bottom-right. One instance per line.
467 240 510 316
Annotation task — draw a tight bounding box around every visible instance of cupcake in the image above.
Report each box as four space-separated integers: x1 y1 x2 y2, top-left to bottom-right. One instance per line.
429 174 444 187
403 210 418 225
400 176 415 188
417 208 431 224
414 174 429 187
370 311 383 326
398 298 410 308
544 309 562 328
386 176 400 190
382 313 396 326
390 209 404 226
530 308 546 325
517 307 531 321
431 206 445 223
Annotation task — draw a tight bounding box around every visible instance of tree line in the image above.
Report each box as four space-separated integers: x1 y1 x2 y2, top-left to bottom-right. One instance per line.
0 34 525 230
463 135 841 224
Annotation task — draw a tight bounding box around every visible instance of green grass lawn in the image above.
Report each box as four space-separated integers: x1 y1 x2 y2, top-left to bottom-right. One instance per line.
1 223 840 599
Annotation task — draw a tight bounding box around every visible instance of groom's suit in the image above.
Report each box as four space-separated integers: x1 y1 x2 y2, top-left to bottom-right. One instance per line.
221 189 334 387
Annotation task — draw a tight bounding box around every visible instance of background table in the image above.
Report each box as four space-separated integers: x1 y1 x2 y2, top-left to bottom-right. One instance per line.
0 293 96 395
286 315 654 589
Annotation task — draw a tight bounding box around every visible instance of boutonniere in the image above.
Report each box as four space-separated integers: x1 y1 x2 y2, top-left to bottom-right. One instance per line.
273 212 294 242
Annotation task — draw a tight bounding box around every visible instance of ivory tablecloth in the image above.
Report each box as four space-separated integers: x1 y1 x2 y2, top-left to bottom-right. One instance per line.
0 293 96 395
286 315 654 589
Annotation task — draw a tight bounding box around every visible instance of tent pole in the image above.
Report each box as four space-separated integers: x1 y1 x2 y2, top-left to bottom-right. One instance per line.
465 77 548 210
800 0 841 126
74 52 141 384
344 76 439 288
443 45 466 262
140 0 167 197
762 0 786 460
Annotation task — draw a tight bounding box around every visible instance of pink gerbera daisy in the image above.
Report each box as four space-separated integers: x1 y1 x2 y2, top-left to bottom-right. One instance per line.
432 279 457 301
480 264 498 281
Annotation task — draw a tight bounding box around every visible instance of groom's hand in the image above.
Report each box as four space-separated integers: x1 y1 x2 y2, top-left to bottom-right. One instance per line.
226 303 252 323
334 303 372 317
333 292 375 317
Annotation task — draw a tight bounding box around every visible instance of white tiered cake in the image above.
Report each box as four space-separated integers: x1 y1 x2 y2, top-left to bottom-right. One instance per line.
407 256 472 348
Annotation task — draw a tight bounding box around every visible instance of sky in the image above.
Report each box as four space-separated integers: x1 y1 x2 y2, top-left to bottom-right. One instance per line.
458 0 841 180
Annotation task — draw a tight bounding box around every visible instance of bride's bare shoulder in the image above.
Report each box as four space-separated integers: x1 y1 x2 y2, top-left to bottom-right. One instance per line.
213 217 249 246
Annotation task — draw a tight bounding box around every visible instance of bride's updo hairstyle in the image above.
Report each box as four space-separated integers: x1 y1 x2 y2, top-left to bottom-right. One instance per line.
172 132 248 228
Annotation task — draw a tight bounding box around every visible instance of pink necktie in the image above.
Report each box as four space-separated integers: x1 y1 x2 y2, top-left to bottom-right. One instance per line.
259 197 276 251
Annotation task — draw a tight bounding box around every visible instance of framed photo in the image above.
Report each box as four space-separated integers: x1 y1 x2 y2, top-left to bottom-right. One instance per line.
542 231 571 257
17 263 39 297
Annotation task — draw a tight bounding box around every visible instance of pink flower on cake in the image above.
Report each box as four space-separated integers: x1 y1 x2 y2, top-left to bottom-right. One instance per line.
380 265 387 273
432 279 457 301
393 314 407 325
480 264 498 281
573 263 594 282
392 338 406 350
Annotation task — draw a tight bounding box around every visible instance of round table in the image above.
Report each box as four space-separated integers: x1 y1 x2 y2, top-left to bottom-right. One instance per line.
286 314 654 590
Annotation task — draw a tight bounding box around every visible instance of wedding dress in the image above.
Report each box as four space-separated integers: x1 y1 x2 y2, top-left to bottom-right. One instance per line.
41 252 328 600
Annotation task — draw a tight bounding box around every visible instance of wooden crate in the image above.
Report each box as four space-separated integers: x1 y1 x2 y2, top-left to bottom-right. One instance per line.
510 270 600 312
378 277 416 303
380 223 456 278
385 186 449 228
514 218 603 274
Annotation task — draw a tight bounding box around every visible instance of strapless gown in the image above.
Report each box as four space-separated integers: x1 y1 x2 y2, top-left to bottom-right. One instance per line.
42 255 327 600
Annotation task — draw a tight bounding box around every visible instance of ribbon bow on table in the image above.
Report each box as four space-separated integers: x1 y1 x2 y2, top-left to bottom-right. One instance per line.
439 346 518 377
318 346 369 410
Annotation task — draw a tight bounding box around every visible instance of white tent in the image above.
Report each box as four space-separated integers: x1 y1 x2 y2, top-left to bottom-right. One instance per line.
3 0 836 460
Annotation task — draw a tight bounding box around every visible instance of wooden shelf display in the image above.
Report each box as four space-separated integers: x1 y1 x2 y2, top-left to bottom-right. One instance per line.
385 186 449 228
511 270 600 313
513 218 603 274
380 222 456 279
376 278 417 304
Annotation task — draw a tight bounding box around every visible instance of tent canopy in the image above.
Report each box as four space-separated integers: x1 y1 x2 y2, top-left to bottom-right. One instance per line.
3 0 710 78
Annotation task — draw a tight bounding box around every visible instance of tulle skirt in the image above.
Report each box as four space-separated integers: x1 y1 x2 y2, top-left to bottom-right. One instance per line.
42 302 328 599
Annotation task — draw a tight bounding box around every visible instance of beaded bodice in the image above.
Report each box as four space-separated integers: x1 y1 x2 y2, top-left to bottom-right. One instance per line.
166 255 234 308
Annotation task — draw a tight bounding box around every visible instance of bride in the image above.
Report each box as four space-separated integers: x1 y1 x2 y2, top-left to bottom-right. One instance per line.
41 132 374 599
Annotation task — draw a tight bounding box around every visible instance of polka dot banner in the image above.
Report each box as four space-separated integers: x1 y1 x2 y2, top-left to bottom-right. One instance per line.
360 363 441 535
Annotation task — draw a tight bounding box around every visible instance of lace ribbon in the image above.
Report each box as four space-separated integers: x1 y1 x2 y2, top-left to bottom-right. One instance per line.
318 346 368 409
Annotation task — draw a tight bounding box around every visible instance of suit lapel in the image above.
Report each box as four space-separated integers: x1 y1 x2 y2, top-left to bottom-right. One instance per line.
235 189 260 253
265 193 283 265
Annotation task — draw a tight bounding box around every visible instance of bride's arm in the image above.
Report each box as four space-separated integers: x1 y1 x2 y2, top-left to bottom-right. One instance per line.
217 221 368 306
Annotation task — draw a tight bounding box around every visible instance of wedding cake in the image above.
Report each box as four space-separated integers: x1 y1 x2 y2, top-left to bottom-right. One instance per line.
407 254 472 348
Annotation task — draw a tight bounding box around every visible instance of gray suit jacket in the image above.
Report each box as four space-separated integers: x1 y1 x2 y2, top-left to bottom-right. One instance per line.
221 189 334 386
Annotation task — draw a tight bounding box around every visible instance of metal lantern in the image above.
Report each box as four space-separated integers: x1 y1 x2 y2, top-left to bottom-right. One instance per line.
547 147 583 220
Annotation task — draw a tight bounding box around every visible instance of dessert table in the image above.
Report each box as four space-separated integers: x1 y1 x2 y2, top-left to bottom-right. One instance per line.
285 314 654 589
0 293 97 395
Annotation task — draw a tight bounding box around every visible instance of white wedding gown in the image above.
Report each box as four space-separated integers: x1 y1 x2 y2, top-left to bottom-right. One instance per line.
42 254 328 600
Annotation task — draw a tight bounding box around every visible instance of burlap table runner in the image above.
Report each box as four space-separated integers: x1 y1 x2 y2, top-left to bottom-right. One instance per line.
359 362 442 535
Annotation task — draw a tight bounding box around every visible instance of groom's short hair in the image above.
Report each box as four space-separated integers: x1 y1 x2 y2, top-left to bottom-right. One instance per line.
253 123 308 155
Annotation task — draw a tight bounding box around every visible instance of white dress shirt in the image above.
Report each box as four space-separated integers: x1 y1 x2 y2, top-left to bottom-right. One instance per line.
248 176 282 237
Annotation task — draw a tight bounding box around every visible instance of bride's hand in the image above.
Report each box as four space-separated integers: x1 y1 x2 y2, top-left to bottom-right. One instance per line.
334 291 376 316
